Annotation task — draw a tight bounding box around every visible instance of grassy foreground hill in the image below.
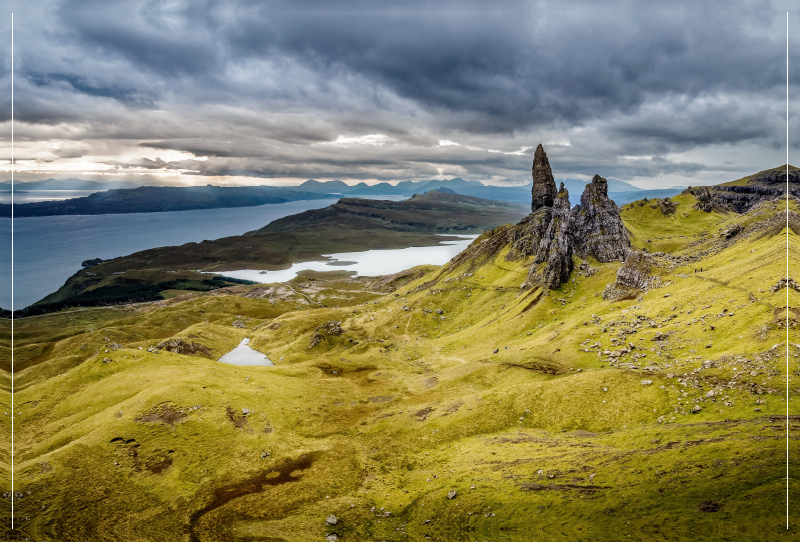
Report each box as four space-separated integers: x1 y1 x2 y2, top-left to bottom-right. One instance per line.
4 185 798 540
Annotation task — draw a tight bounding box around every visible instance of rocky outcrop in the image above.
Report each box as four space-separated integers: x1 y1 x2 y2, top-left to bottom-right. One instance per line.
530 144 557 212
505 209 553 261
156 338 212 356
684 165 800 213
504 148 631 290
570 175 630 262
523 184 573 289
81 258 104 268
602 249 661 300
772 278 800 292
473 146 632 291
653 197 678 216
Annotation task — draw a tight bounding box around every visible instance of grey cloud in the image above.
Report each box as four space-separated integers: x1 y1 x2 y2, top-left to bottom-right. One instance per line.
2 0 798 189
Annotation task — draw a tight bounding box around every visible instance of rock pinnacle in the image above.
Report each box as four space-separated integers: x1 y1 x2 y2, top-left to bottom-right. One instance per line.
531 144 557 212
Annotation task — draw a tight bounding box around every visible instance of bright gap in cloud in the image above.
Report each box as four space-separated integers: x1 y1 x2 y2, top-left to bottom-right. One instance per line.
325 134 390 146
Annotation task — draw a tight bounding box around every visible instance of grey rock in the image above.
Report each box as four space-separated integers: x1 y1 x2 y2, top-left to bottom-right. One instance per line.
603 249 659 300
531 143 557 212
524 184 573 290
505 206 554 263
772 277 800 292
326 515 339 525
447 490 458 499
571 175 630 262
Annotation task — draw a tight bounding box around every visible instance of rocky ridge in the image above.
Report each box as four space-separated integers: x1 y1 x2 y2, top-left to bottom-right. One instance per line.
685 165 800 213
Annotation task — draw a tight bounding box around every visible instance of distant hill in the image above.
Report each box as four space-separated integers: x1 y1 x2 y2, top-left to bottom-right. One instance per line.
0 185 338 217
1 176 688 207
249 191 529 236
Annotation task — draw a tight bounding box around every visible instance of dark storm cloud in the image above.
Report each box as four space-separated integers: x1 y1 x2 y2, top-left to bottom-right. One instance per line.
3 0 799 187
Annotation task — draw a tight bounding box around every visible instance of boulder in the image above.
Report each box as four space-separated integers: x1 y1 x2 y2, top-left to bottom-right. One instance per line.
81 258 104 268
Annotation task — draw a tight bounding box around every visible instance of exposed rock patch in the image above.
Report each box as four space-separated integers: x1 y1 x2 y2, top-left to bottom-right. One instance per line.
603 249 661 300
135 405 188 427
155 338 211 357
684 165 800 213
772 278 800 292
317 321 344 335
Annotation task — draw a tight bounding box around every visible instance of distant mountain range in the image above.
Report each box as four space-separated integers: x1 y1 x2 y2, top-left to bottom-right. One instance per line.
2 176 687 206
288 177 686 205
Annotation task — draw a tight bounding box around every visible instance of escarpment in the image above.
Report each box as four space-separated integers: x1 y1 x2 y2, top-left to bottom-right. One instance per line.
685 164 800 213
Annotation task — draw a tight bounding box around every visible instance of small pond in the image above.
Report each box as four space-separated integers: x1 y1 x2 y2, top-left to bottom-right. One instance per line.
218 338 274 366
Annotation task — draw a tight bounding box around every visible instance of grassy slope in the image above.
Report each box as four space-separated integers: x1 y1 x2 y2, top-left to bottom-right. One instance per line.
7 195 799 541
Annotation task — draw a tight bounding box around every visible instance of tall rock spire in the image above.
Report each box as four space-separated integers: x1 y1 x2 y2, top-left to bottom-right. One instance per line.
531 144 557 212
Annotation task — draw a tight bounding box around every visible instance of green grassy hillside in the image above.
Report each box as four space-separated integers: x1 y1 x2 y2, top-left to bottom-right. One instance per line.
4 194 798 541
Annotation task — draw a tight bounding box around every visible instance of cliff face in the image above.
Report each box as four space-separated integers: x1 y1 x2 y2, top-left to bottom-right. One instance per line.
570 175 631 262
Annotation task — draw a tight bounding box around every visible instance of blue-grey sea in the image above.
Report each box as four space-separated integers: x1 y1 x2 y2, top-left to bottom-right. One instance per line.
0 199 337 309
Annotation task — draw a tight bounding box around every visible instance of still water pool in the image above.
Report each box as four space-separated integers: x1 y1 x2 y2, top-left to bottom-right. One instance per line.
218 338 273 366
217 235 478 283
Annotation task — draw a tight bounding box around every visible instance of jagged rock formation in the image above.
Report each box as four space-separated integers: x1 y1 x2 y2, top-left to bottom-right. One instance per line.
530 144 557 212
523 184 574 289
155 338 212 356
603 249 661 300
508 148 631 290
571 175 631 262
653 197 678 215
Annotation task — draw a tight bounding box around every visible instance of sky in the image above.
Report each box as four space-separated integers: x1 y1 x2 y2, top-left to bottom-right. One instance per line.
1 0 799 189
